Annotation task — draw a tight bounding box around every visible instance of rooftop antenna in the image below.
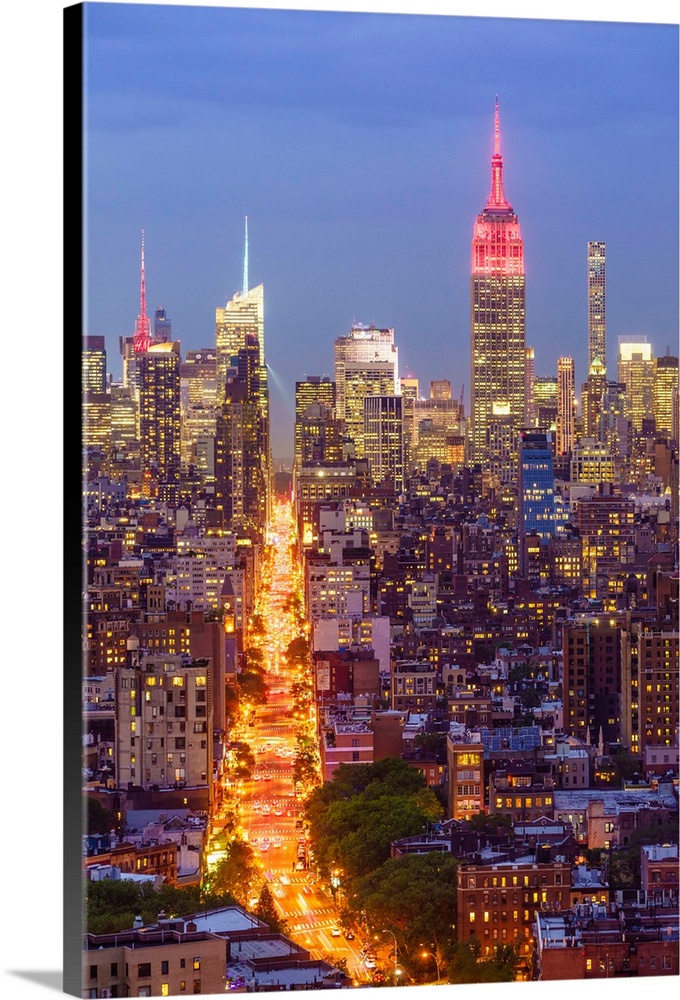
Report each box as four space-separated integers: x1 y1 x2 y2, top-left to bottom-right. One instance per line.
133 229 151 353
242 215 249 296
494 94 500 156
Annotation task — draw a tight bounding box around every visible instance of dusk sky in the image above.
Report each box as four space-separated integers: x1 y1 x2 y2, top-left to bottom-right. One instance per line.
84 1 678 462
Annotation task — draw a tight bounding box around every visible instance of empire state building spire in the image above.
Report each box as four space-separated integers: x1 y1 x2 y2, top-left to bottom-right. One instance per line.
485 96 511 213
133 230 152 354
470 98 526 468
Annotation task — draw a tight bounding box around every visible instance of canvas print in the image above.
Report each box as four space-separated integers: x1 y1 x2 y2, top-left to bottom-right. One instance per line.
76 2 679 997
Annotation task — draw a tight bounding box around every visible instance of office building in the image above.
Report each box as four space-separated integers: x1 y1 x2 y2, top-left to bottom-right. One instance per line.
363 394 404 492
294 377 338 467
575 492 635 604
138 342 181 491
115 652 213 797
334 325 398 458
587 241 606 368
562 618 622 747
82 336 107 394
654 354 679 439
517 429 557 574
525 346 536 425
581 357 607 441
620 620 679 756
556 357 575 457
470 99 526 465
214 337 269 537
215 283 265 402
399 376 419 474
153 305 172 344
533 376 557 431
618 335 654 433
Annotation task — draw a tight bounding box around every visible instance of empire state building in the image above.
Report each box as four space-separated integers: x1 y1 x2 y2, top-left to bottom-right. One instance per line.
470 99 526 467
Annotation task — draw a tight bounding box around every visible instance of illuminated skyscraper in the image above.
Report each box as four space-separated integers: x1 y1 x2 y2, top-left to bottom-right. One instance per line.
525 346 536 426
533 376 557 430
153 306 172 344
215 283 265 404
654 354 679 438
215 335 269 537
334 325 398 458
587 241 606 368
581 357 607 440
556 357 575 457
618 335 654 433
294 377 337 468
517 429 556 546
399 377 419 474
363 395 404 492
215 221 267 419
470 99 526 466
214 219 270 525
82 336 107 394
138 342 181 492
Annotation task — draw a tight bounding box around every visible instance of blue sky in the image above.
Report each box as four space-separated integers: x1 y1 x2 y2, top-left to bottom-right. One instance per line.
84 2 678 459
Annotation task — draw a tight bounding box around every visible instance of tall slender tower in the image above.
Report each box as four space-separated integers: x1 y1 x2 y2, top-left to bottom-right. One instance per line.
556 356 575 456
587 241 606 368
470 99 526 466
133 230 152 354
214 218 270 536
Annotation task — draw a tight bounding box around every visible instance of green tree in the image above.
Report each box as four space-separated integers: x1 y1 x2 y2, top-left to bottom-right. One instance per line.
230 741 256 780
254 883 287 933
448 940 520 983
320 955 350 978
344 853 459 976
237 669 268 704
250 614 265 636
86 875 240 935
466 811 513 834
87 796 120 836
208 838 258 905
286 635 310 666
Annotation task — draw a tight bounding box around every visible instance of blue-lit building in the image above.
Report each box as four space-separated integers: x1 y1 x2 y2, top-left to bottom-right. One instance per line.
518 429 556 577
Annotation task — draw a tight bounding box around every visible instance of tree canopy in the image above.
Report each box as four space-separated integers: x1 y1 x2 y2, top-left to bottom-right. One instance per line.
207 837 258 906
86 878 238 935
342 851 459 977
305 758 443 880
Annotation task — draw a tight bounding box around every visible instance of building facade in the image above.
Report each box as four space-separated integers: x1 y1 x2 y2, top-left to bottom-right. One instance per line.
470 100 526 466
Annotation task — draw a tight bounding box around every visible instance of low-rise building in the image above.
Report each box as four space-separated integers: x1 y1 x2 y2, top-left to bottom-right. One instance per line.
457 857 572 971
82 924 227 998
534 903 679 979
640 843 679 906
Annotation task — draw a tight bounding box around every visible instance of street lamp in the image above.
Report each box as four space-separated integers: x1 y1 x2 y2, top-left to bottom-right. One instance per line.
421 949 441 984
380 929 399 985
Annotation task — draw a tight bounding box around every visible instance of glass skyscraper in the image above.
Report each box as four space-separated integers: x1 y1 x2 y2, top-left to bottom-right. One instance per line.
517 428 556 542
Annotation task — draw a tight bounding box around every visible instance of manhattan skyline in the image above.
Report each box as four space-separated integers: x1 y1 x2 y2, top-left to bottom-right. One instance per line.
84 2 677 464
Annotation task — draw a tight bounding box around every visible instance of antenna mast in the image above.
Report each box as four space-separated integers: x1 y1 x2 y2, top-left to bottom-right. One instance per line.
133 229 151 353
243 215 249 296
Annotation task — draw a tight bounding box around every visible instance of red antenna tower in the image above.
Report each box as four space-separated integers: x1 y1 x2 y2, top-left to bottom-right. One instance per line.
133 230 151 353
486 95 509 211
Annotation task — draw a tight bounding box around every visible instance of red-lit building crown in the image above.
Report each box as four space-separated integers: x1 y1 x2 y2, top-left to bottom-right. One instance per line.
471 98 524 278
